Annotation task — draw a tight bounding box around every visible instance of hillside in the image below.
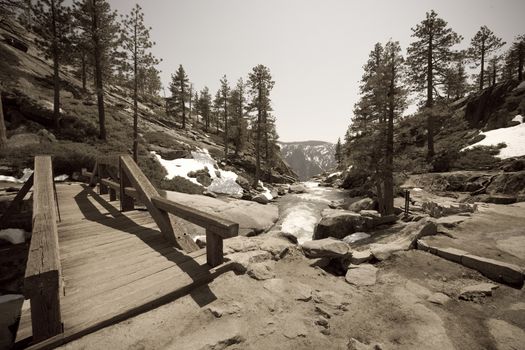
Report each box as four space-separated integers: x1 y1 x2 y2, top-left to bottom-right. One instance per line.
0 18 298 196
279 140 336 180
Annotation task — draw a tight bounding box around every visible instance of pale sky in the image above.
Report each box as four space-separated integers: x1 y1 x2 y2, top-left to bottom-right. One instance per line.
110 0 525 143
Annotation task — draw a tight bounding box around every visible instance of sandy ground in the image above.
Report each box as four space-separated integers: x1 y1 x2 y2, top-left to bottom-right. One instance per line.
58 246 524 350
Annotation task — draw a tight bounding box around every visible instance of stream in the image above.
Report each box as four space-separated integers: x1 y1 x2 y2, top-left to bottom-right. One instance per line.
274 181 348 244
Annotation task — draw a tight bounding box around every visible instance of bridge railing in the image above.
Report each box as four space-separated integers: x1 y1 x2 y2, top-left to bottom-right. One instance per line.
84 155 238 267
24 155 63 341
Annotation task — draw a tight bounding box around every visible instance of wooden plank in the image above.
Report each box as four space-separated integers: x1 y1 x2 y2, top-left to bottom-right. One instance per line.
100 178 120 191
19 262 235 350
0 173 33 228
25 156 62 341
98 164 108 195
151 196 239 238
119 155 198 252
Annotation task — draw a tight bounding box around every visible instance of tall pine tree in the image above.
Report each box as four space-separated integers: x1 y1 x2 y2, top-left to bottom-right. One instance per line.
218 75 230 159
34 0 71 129
247 65 274 186
120 3 160 161
468 26 505 90
229 78 248 156
169 65 190 129
196 87 212 131
406 10 461 160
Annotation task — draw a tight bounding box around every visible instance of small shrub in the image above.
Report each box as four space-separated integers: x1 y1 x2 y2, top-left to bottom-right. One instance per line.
452 145 502 170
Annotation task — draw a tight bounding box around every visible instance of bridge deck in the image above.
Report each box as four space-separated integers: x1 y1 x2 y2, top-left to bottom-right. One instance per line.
16 183 232 347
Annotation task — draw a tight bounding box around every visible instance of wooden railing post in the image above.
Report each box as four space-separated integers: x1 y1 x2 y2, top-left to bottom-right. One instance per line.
206 229 223 267
109 187 117 201
25 156 63 341
119 158 134 212
98 163 108 195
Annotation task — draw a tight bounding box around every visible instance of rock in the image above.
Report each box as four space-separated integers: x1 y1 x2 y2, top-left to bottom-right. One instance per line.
270 189 278 198
277 187 287 196
359 210 381 218
276 231 298 244
370 242 406 261
483 195 517 205
347 338 384 350
348 197 376 212
7 133 40 148
434 247 468 264
350 249 373 264
227 250 272 272
289 184 307 194
486 318 525 350
258 236 293 260
301 238 351 259
0 228 26 244
195 236 206 248
422 201 477 218
202 190 217 198
247 261 275 280
345 264 378 286
459 283 499 300
435 215 467 228
342 232 370 244
36 128 57 142
252 193 269 204
314 210 365 239
427 292 451 305
235 175 251 191
196 173 212 187
461 254 524 287
315 316 330 329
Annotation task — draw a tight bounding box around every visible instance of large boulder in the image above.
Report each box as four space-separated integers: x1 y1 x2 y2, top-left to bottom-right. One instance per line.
345 264 378 286
301 238 351 259
348 197 376 212
289 184 307 194
314 209 365 240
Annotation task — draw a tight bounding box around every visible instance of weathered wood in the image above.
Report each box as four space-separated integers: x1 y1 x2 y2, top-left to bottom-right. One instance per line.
88 162 98 187
109 188 117 201
119 155 198 252
100 178 120 191
206 228 223 267
119 158 134 212
98 164 108 195
0 173 34 228
25 156 62 341
151 196 238 238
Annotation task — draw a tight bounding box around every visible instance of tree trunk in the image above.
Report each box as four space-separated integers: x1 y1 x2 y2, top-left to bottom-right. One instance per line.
480 38 485 90
263 110 269 160
92 0 106 140
518 41 524 81
0 91 7 150
426 32 434 161
383 58 396 216
492 61 496 86
51 0 60 129
253 84 262 187
181 79 186 129
223 99 228 160
81 52 87 91
132 20 138 162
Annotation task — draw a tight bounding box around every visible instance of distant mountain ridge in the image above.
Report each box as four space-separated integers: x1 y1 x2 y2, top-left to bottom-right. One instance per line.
278 140 336 180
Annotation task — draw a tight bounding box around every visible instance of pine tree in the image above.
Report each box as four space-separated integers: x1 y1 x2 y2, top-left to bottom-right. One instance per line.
229 78 248 155
406 10 462 160
120 3 160 161
247 64 274 186
196 87 212 131
217 75 231 160
335 138 342 165
468 26 505 90
0 89 6 150
188 83 193 117
486 55 501 87
33 0 72 129
169 65 190 129
506 35 525 81
443 54 468 101
73 0 120 140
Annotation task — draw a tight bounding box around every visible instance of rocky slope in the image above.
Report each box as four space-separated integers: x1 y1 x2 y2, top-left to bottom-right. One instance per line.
0 18 297 195
279 140 336 180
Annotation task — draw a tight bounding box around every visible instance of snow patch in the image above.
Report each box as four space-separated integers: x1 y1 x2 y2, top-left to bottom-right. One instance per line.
512 114 523 123
0 229 26 244
152 149 243 196
258 181 273 200
0 168 33 183
344 232 370 243
463 122 525 159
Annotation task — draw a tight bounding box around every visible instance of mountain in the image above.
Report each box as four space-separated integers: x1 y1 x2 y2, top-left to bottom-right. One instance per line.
278 140 336 180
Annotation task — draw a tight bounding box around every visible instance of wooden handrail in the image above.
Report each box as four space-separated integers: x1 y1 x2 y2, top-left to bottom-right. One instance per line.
151 196 238 238
24 156 63 341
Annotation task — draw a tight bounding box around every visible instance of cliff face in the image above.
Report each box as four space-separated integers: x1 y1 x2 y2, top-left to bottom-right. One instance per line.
279 141 336 180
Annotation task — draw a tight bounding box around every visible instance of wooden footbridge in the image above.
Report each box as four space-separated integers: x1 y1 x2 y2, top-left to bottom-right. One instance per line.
2 155 239 349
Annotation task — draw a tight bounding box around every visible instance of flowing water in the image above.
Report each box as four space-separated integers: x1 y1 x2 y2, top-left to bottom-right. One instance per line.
274 181 348 244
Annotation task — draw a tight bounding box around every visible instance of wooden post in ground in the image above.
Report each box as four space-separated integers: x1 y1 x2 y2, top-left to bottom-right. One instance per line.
404 190 410 217
206 228 223 267
98 164 108 195
119 158 134 212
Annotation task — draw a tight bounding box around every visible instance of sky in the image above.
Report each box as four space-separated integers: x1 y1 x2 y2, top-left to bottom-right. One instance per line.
109 0 525 143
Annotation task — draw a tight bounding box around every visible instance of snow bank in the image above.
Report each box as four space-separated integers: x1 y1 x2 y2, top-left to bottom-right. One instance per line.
152 149 243 196
0 168 33 183
463 120 525 159
328 171 342 178
512 114 523 123
0 229 26 244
